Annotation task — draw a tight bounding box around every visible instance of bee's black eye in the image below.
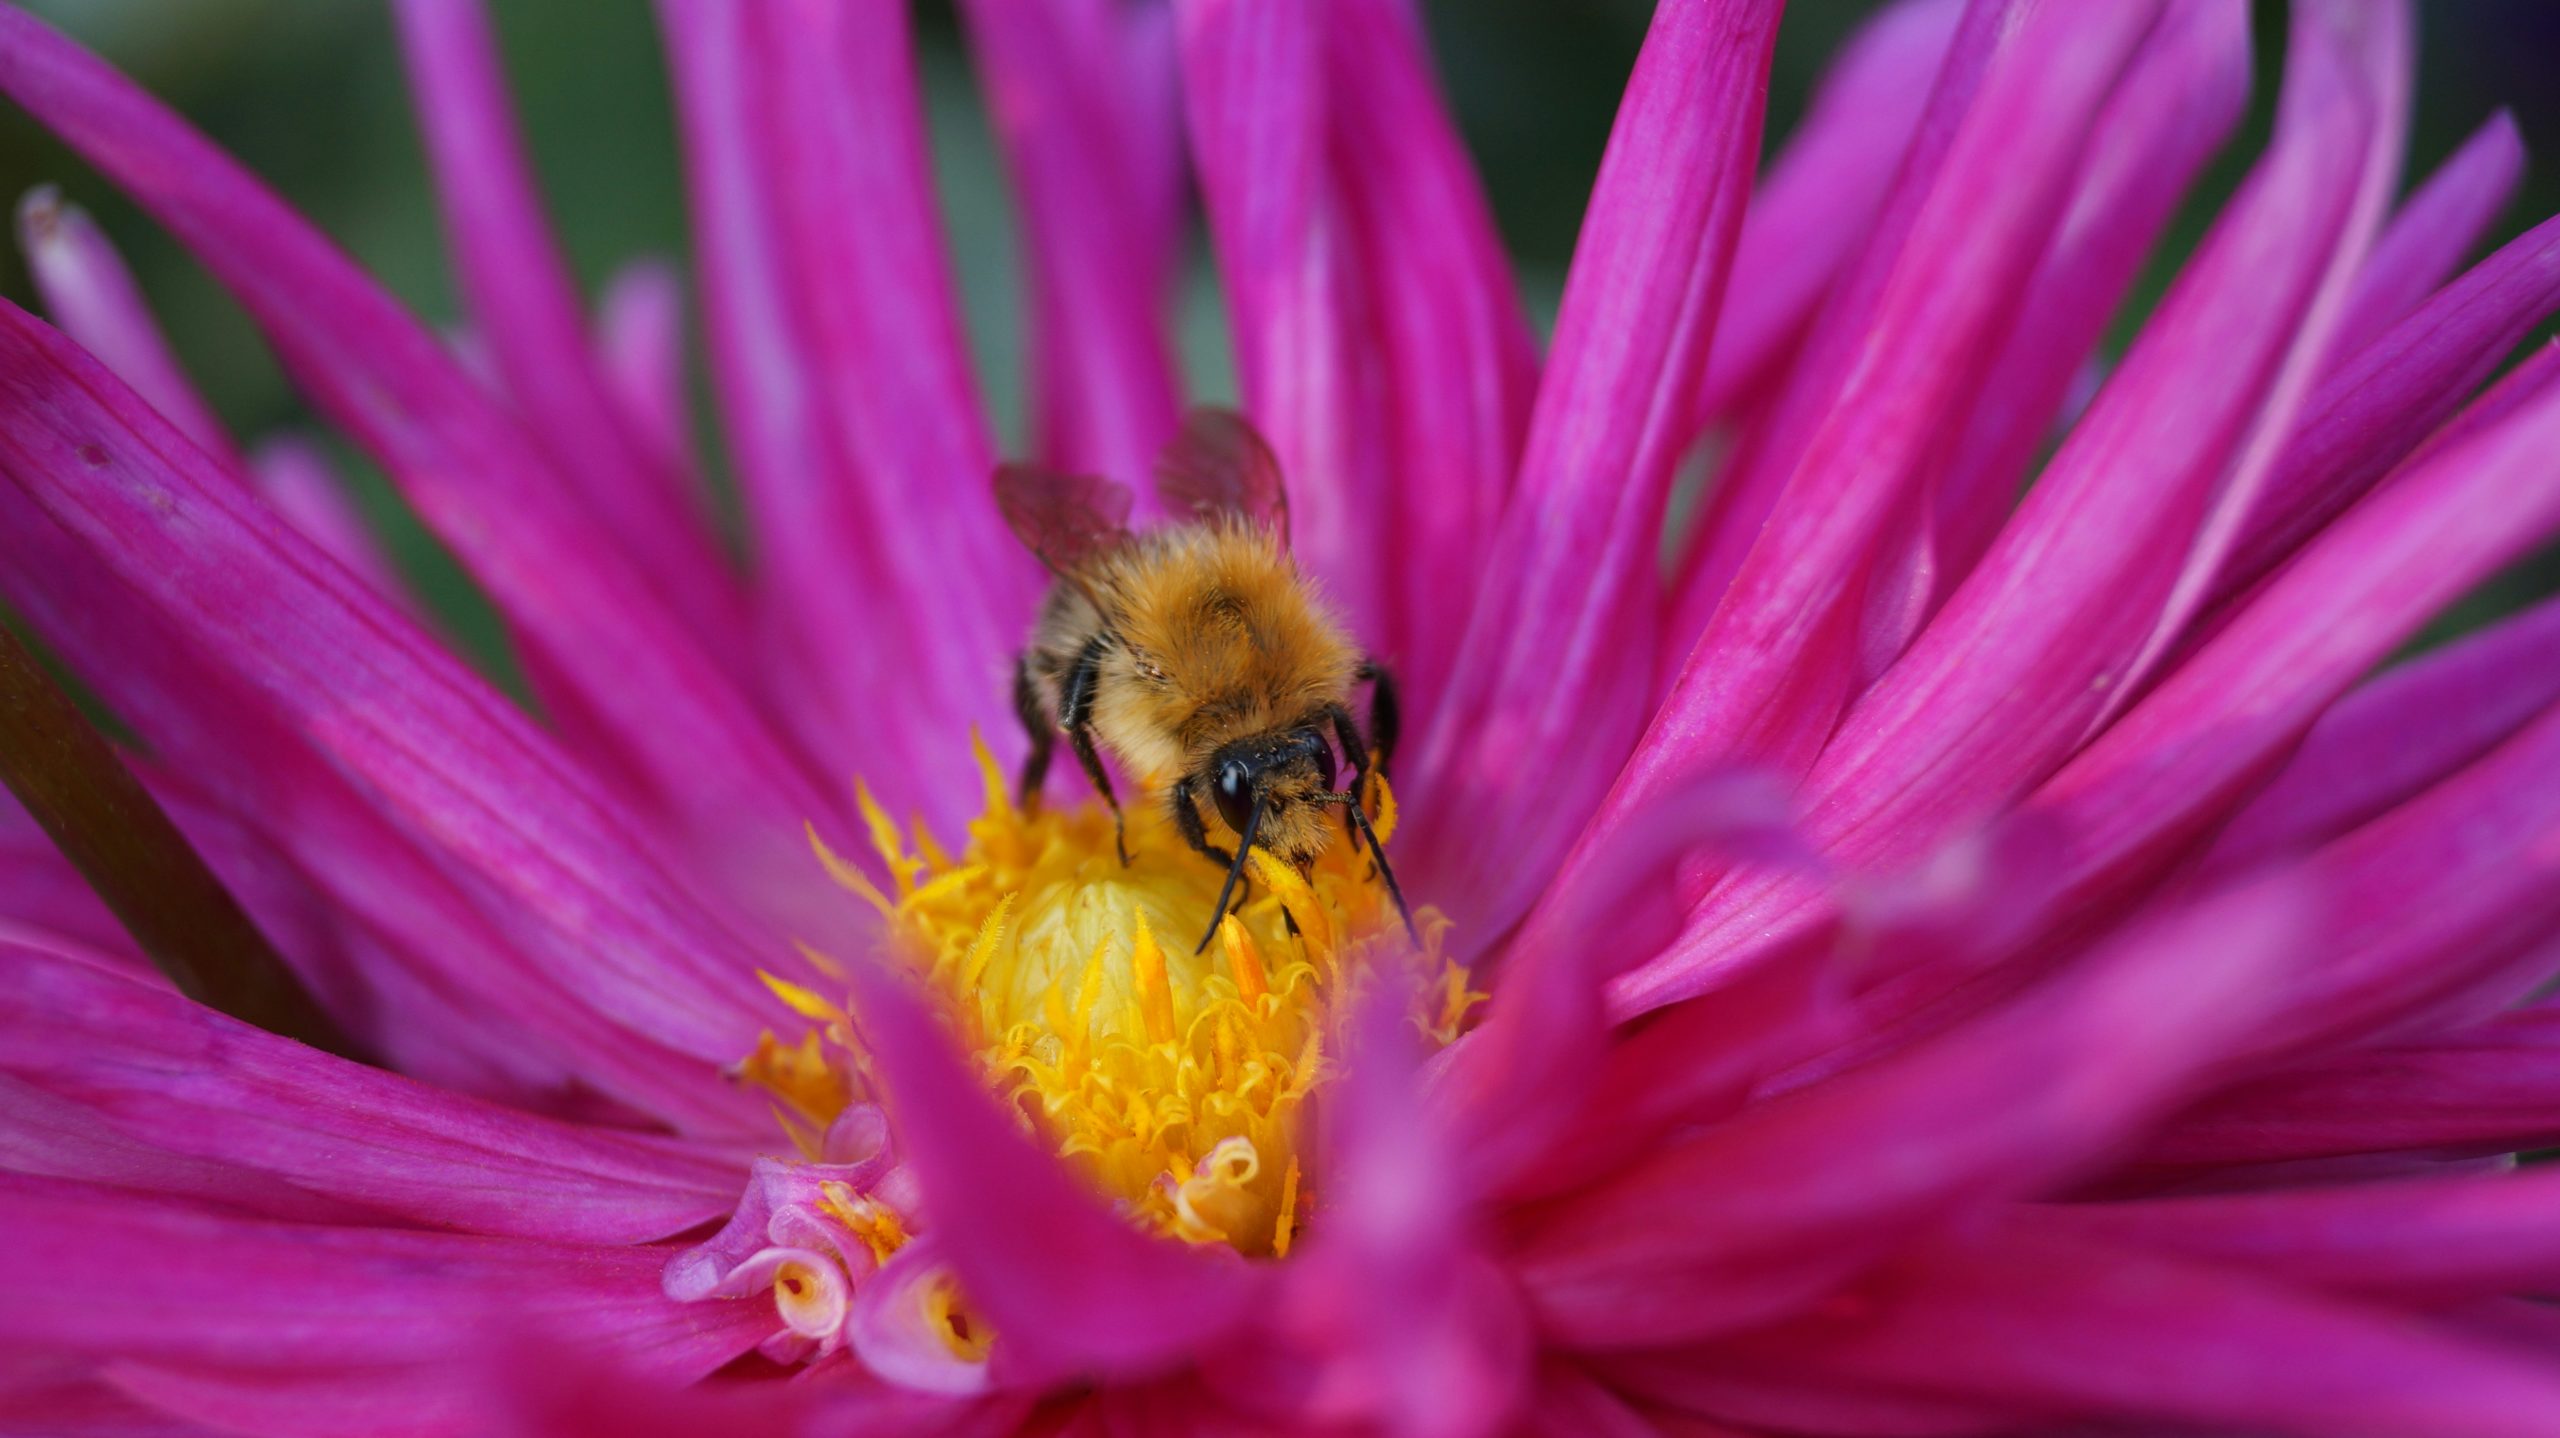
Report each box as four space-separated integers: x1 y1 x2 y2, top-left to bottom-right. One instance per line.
1311 740 1337 795
1213 761 1254 836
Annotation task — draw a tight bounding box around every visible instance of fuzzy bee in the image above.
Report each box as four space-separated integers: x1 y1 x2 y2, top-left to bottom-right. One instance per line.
997 409 1412 953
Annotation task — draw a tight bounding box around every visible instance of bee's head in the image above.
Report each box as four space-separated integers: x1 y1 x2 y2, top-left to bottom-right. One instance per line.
1207 727 1337 868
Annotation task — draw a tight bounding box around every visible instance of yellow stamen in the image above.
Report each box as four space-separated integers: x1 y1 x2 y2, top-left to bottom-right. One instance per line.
743 740 1479 1259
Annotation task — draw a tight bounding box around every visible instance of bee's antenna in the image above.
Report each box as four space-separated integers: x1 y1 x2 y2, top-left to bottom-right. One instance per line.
1328 792 1419 947
1196 785 1266 954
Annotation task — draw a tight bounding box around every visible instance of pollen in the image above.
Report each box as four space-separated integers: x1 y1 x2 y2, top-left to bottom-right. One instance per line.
758 735 1478 1258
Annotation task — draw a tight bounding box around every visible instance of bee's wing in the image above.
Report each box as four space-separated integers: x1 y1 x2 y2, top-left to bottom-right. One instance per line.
1155 407 1291 548
994 464 1135 581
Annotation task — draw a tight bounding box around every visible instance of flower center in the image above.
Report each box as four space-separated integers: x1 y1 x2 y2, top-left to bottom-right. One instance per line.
749 737 1478 1257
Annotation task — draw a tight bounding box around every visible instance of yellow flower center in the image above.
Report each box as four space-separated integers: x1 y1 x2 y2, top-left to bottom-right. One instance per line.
745 737 1480 1258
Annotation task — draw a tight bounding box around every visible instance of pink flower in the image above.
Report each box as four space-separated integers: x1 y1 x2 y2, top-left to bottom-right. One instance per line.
3 0 2560 1433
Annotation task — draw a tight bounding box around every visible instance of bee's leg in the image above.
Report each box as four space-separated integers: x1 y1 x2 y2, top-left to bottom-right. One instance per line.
1058 638 1128 864
1170 777 1255 915
1325 703 1373 852
1355 660 1400 778
1011 655 1053 811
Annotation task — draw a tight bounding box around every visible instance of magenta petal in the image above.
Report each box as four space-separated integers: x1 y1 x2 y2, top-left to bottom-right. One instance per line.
0 1173 767 1377
0 7 826 837
1179 0 1391 637
1722 1232 2560 1438
1325 0 1542 715
845 961 1257 1384
388 0 744 657
1517 874 2313 1348
1401 0 1782 937
2029 324 2560 934
2146 1007 2560 1168
0 944 737 1243
591 258 701 498
2330 109 2526 361
1798 0 2385 874
1689 0 1963 428
2025 1166 2560 1302
245 435 418 613
2212 206 2560 615
0 299 784 1110
2206 592 2560 873
13 186 232 466
1922 0 2256 607
957 0 1181 488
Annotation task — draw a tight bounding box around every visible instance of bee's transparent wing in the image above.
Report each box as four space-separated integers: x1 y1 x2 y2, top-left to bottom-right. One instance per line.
1154 407 1291 548
994 464 1135 581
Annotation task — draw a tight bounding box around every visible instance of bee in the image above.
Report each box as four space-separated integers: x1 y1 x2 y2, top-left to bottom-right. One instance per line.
997 408 1413 954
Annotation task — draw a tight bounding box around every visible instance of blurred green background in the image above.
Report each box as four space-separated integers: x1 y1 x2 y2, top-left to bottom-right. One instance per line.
0 1 2555 669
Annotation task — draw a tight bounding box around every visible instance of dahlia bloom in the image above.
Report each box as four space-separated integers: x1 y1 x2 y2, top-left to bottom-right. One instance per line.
8 0 2560 1431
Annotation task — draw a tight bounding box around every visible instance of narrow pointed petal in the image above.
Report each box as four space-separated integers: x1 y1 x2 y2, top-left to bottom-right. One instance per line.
1923 0 2255 604
245 435 417 613
1720 1233 2560 1438
2147 1008 2560 1168
753 0 1031 773
0 298 783 1117
2330 109 2525 360
1519 875 2311 1348
1690 0 1963 426
2211 206 2560 614
1400 0 1782 934
2206 592 2560 873
389 0 742 652
846 961 1257 1384
1805 0 2384 861
14 186 231 464
1591 0 2188 1009
958 0 1182 487
591 258 701 495
2025 1167 2560 1301
2028 333 2560 936
1177 0 1390 634
0 1174 767 1380
0 7 829 837
1325 0 1542 711
0 945 736 1243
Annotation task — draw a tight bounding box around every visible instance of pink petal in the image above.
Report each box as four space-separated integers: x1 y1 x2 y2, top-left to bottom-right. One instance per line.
845 960 1258 1385
0 297 782 1127
1607 0 2232 1013
2204 591 2560 873
591 258 701 498
1516 873 2313 1348
845 1237 993 1399
2330 109 2526 361
1400 0 1782 937
655 0 1037 820
1324 0 1542 715
2209 205 2560 618
0 1174 765 1379
1718 1231 2560 1438
388 0 744 656
1921 0 2257 613
0 7 827 838
1688 0 1963 428
1178 0 1391 637
2027 313 2560 938
2022 1166 2560 1301
13 185 231 465
0 943 738 1243
957 0 1182 487
2145 1006 2560 1168
245 435 419 614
